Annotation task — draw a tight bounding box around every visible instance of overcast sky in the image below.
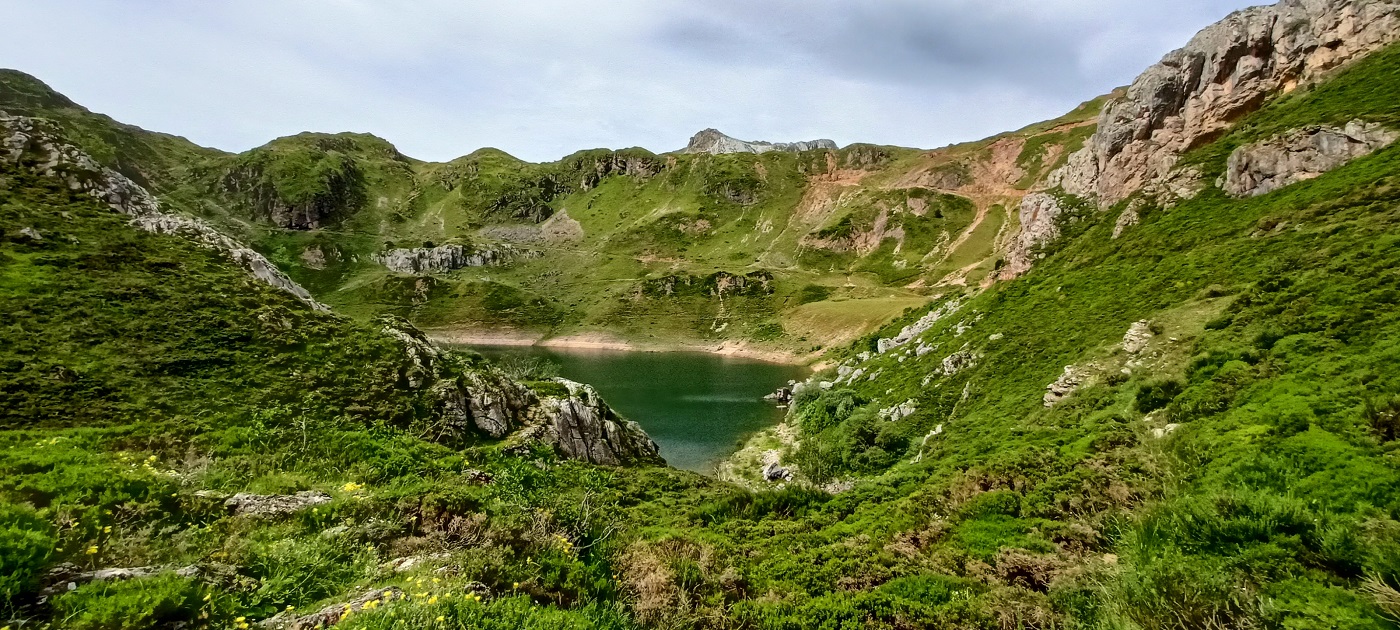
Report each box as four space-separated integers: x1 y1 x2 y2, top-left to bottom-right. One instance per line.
0 0 1261 163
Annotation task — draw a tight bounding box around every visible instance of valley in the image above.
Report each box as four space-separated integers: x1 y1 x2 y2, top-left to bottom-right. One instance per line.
3 0 1400 628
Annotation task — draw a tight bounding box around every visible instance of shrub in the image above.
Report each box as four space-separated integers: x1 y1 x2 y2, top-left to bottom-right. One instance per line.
0 501 55 613
52 574 208 630
496 355 562 381
1364 395 1400 442
796 284 832 305
1135 379 1184 413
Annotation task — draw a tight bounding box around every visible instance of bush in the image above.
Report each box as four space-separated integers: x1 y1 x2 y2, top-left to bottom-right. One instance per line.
496 355 562 381
796 284 832 305
1136 379 1184 413
53 574 208 630
1365 395 1400 443
0 501 55 613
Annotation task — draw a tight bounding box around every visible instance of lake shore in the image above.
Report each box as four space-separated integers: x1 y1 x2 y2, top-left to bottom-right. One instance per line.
424 327 812 365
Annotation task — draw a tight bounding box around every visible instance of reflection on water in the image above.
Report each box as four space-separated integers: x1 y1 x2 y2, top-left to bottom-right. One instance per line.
461 345 807 473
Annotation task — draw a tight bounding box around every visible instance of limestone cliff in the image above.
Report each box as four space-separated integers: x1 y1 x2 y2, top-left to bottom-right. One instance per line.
1052 0 1400 206
683 128 837 155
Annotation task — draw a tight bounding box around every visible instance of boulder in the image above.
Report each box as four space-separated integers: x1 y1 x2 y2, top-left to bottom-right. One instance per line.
1043 366 1083 407
1220 120 1397 196
879 400 918 422
762 461 794 482
224 491 333 517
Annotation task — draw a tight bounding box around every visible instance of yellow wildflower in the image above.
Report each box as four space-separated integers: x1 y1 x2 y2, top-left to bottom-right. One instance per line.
427 596 438 605
432 577 440 584
234 618 245 624
436 616 445 623
103 526 112 533
85 545 98 555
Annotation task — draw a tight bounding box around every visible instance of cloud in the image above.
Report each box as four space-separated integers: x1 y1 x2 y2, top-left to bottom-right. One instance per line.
0 0 1261 162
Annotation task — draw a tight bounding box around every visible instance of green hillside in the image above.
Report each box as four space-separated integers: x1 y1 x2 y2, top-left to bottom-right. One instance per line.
1 70 1112 356
2 15 1400 630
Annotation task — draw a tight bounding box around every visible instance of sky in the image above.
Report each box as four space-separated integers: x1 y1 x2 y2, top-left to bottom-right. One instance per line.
0 0 1261 163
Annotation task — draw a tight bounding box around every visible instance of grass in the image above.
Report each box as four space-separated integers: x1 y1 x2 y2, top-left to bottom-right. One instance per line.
4 38 1400 630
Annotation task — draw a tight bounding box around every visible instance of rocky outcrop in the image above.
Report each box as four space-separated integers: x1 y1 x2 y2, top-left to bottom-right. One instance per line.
0 112 327 310
224 491 333 517
372 243 536 275
879 400 918 422
1044 366 1084 407
1111 203 1142 239
260 587 405 630
877 299 963 354
1001 193 1068 278
1122 321 1156 354
1052 0 1400 206
521 379 661 466
376 317 659 465
376 316 535 438
940 350 979 376
762 460 794 482
642 270 775 299
683 128 837 155
217 137 379 230
1219 120 1397 196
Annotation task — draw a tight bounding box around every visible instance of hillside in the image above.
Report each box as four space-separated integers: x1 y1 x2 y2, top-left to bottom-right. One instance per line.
0 70 1116 358
3 0 1400 628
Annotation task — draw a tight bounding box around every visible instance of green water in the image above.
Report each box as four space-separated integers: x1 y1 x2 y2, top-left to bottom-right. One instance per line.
465 345 807 473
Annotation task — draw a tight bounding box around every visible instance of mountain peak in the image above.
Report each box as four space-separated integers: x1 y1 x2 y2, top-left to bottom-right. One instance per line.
682 128 837 155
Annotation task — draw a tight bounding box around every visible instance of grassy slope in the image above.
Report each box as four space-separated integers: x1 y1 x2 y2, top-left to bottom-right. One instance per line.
0 68 1110 355
5 43 1399 629
0 158 703 629
713 43 1400 628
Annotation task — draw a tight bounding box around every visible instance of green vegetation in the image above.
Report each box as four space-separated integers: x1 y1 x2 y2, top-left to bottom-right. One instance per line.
4 37 1400 630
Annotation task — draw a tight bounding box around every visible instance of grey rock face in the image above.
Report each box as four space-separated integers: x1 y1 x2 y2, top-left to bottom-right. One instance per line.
877 299 963 354
1001 193 1067 278
372 244 536 275
1220 120 1397 196
224 491 333 517
522 379 661 466
1052 0 1400 206
0 112 327 310
683 128 837 155
375 317 659 465
376 316 534 438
